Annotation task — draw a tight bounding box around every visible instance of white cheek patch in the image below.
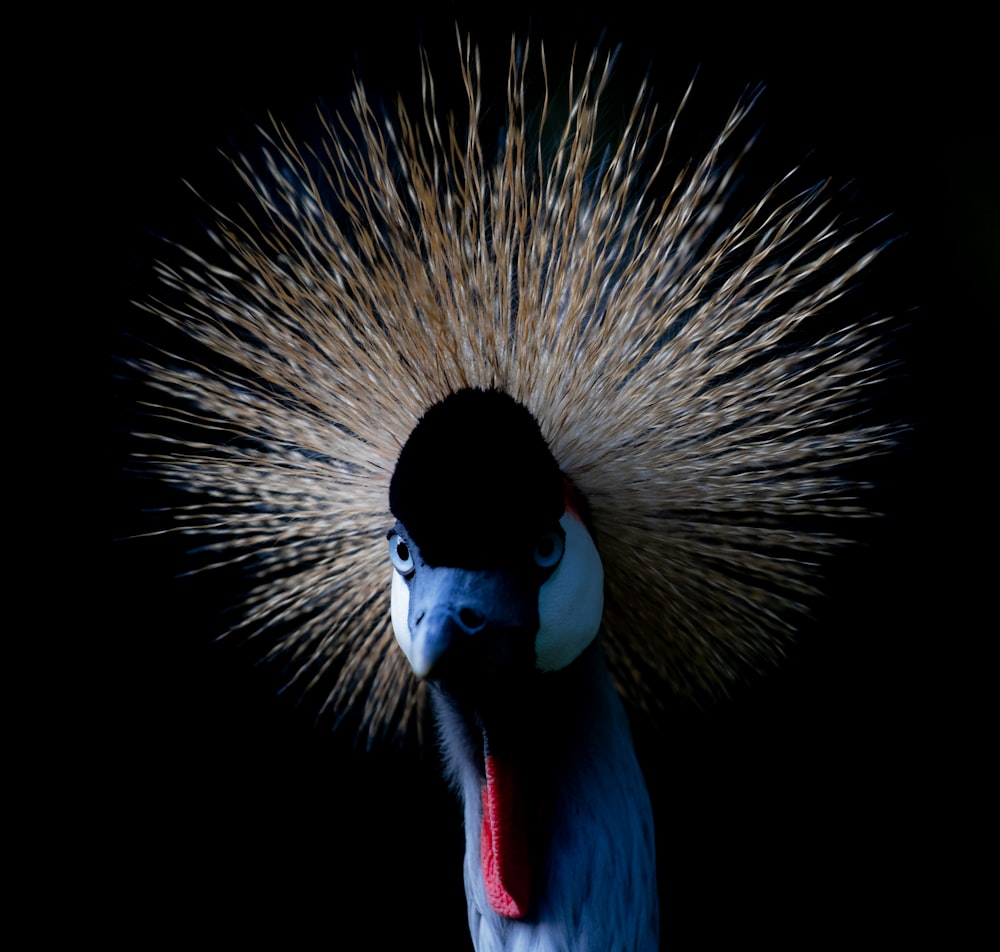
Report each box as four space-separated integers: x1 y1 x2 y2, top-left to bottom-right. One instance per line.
535 511 604 671
390 569 415 668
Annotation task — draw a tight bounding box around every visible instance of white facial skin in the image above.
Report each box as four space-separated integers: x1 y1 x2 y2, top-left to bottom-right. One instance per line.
391 567 417 671
389 508 604 676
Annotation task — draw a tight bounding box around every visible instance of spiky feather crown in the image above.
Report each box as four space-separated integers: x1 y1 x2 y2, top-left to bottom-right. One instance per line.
135 35 891 744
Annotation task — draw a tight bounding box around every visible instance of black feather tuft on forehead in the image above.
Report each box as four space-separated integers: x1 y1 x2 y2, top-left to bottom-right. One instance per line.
389 388 565 568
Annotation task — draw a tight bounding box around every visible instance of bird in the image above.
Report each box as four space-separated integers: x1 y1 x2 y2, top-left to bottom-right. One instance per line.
387 385 659 947
130 31 893 951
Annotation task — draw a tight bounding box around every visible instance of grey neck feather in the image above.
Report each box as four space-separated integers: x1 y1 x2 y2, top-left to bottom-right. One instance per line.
431 644 660 952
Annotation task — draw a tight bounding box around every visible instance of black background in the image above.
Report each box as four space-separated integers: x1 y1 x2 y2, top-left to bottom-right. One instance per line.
104 6 991 949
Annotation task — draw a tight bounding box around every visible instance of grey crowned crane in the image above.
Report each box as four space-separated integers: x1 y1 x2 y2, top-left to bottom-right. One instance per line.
132 32 892 952
388 387 658 947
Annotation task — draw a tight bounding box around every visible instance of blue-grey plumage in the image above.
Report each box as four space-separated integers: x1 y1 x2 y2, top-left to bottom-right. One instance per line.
436 646 659 952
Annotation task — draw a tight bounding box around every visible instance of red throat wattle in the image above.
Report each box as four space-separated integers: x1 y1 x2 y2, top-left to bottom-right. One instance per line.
480 748 533 918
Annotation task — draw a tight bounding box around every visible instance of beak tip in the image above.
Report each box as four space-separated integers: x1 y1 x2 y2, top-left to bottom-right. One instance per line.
409 621 453 681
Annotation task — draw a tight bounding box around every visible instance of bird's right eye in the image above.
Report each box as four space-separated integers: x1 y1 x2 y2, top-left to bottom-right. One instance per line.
388 531 415 576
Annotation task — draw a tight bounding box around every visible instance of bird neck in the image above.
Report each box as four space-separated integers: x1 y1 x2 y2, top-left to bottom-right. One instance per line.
430 644 659 951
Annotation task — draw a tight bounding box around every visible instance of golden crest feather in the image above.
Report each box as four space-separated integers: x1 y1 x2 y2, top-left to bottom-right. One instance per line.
135 34 892 745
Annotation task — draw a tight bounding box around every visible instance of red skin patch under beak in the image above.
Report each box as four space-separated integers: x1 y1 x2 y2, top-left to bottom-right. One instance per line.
481 753 533 918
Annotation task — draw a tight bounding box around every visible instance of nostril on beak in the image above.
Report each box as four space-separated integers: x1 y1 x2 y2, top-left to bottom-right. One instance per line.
457 607 486 632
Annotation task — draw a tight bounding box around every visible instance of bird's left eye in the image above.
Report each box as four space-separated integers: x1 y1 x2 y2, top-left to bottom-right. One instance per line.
533 529 565 569
388 531 415 575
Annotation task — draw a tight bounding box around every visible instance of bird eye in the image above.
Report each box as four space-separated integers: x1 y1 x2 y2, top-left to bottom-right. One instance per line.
388 531 415 575
533 529 564 569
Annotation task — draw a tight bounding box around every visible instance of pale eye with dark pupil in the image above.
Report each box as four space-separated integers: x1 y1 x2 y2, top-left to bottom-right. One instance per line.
388 532 415 575
533 530 564 568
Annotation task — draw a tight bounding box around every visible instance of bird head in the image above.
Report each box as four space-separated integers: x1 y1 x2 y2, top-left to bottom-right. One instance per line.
387 387 604 697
